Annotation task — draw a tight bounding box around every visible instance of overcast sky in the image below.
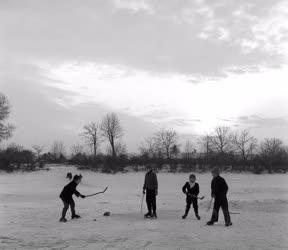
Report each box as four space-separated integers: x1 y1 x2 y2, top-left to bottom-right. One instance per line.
1 0 288 153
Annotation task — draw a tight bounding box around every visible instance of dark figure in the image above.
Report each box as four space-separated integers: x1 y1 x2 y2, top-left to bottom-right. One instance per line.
182 174 200 220
143 166 158 218
59 175 86 222
207 168 232 227
66 172 72 180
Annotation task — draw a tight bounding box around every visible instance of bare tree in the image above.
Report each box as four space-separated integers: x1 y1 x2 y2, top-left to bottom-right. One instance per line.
107 142 127 156
210 126 232 154
51 141 66 159
184 140 195 159
155 128 177 160
232 129 257 160
32 144 45 160
260 138 286 172
139 136 162 158
171 144 180 159
81 122 102 158
0 93 14 143
101 113 123 157
70 143 84 156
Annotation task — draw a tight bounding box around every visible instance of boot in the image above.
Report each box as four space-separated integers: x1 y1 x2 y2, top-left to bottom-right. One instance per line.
225 222 232 227
59 217 67 222
72 214 81 219
144 212 152 218
206 221 214 226
195 214 201 220
182 213 187 219
152 212 157 219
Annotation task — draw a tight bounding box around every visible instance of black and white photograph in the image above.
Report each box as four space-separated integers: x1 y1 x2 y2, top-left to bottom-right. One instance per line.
0 0 288 249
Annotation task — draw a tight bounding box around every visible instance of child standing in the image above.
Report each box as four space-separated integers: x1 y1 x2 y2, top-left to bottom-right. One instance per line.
182 174 201 220
206 167 232 227
143 166 158 218
59 175 86 222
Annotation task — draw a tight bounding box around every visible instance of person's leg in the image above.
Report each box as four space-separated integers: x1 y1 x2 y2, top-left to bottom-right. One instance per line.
151 190 157 217
145 190 152 216
207 198 221 225
60 200 69 221
192 198 200 219
183 198 192 219
221 197 232 226
70 199 76 217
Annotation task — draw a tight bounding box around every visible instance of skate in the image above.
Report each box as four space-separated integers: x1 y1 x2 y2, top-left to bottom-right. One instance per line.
144 212 152 218
195 214 201 220
182 214 187 219
59 217 67 222
71 214 81 219
225 222 232 227
206 221 214 226
152 212 157 219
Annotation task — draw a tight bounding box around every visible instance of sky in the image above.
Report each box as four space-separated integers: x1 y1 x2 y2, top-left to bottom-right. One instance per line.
0 0 288 153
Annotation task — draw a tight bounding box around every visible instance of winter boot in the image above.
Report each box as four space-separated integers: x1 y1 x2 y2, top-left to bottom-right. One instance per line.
144 212 152 218
182 213 188 219
59 217 67 222
72 214 81 219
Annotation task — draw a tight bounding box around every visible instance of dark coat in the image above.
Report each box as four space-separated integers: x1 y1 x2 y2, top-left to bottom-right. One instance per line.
143 170 158 191
182 182 200 197
60 181 81 202
211 175 228 199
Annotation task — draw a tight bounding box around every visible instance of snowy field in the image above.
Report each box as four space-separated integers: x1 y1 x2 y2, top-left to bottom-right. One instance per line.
0 166 287 250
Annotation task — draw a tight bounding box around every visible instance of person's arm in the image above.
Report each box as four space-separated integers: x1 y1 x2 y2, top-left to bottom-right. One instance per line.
211 179 215 198
195 183 200 196
74 189 80 197
223 179 228 195
182 183 188 194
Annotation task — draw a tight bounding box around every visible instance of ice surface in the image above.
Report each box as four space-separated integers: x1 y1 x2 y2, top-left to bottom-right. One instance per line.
0 166 287 249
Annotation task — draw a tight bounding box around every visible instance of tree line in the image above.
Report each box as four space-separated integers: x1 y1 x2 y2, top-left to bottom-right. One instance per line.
0 92 287 173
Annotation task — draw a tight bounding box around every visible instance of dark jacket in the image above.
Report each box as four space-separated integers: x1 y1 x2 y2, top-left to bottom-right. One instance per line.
60 181 81 202
182 182 199 197
211 175 228 199
143 170 158 191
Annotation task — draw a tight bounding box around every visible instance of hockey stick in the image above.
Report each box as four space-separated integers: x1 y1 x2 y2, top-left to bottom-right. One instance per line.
230 212 240 214
85 186 108 197
187 194 205 200
206 197 213 212
140 193 145 214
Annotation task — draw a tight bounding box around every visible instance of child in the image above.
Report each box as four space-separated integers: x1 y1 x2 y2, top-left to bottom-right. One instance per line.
182 174 200 220
206 167 232 227
59 174 86 222
143 165 158 218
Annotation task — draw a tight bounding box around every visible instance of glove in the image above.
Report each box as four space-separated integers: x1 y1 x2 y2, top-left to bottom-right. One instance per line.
143 189 146 194
81 195 86 198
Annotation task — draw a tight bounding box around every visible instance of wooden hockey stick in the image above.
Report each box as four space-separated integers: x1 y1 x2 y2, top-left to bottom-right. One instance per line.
187 194 205 200
85 186 108 197
140 193 145 214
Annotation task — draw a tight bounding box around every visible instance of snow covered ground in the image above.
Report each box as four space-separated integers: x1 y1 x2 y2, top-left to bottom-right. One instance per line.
0 166 287 250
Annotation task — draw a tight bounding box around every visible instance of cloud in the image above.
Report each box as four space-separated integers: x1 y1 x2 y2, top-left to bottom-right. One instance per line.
1 0 288 149
112 0 154 14
1 0 287 77
236 115 288 129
